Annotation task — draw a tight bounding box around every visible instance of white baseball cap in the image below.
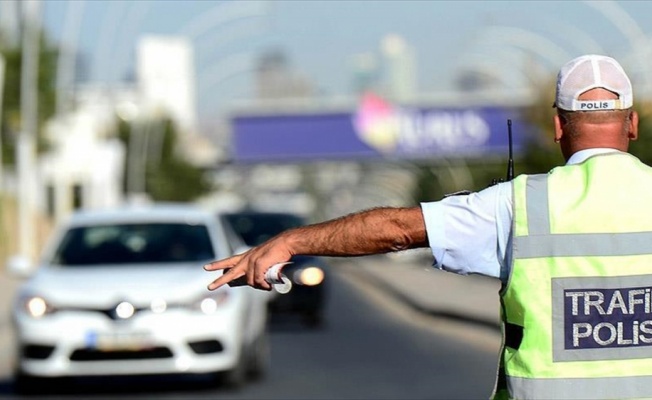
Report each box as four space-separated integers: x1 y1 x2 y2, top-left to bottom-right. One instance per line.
554 54 633 111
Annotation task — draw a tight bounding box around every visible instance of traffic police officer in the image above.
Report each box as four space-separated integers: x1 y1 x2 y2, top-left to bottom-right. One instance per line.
205 54 649 399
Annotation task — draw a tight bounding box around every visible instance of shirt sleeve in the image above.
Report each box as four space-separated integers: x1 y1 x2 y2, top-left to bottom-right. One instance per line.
420 182 511 280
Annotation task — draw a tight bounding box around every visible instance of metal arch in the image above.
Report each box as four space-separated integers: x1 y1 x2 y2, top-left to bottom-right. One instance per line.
477 26 572 69
581 0 652 93
94 1 129 83
55 0 86 115
109 1 153 84
196 52 258 111
535 15 605 55
177 0 270 41
456 44 561 97
195 19 271 65
455 51 536 91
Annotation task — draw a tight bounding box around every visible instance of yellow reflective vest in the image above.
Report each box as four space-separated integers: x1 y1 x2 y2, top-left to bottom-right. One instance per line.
495 152 652 400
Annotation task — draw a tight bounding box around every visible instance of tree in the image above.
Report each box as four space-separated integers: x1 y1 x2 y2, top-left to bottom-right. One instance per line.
0 33 57 165
116 117 214 202
519 77 565 174
627 102 652 166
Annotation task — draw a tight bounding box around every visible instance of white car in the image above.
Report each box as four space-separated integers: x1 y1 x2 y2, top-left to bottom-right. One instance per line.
9 203 270 392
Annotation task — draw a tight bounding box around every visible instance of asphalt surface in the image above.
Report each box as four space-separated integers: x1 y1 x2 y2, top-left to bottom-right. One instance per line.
336 252 502 330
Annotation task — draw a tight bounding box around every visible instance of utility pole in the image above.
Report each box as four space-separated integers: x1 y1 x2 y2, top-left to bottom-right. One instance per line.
0 54 6 194
18 0 40 263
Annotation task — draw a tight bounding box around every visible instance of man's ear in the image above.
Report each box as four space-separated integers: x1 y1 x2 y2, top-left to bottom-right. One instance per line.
629 110 639 141
553 114 564 142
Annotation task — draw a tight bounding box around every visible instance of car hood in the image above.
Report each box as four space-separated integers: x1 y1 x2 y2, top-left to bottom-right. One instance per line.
19 262 220 308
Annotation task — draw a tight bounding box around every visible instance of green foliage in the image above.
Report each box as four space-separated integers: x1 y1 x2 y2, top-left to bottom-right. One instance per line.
411 159 511 203
0 34 57 165
116 117 214 202
413 165 444 202
628 103 652 167
519 76 565 174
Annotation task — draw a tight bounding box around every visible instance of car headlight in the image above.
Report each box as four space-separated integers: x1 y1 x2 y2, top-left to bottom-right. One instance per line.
19 295 56 318
190 290 230 314
293 266 325 286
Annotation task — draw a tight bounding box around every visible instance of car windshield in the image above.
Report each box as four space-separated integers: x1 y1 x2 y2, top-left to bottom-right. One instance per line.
50 223 215 266
225 213 305 247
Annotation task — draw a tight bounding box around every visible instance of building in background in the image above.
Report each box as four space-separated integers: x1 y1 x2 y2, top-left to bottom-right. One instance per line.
350 52 380 95
38 84 135 224
22 34 219 226
255 50 314 99
137 35 218 166
137 35 197 135
380 33 417 102
349 34 416 101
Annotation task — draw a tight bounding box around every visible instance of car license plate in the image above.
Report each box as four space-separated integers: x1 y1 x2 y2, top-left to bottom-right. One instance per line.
86 330 153 351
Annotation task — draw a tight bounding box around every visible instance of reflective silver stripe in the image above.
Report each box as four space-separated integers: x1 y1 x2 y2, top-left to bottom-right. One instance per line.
525 174 550 235
514 231 652 258
508 375 652 399
517 172 652 258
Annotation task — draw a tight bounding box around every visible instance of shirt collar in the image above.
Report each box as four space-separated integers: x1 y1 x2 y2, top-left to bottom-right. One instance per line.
566 148 624 165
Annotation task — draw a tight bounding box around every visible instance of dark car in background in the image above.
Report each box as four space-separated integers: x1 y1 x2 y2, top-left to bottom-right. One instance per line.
219 210 329 328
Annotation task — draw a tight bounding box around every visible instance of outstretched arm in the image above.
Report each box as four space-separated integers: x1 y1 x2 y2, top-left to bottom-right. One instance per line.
205 206 428 291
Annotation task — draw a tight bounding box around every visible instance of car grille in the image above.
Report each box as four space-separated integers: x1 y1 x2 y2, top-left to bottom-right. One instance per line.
70 347 173 361
22 344 56 360
188 339 223 354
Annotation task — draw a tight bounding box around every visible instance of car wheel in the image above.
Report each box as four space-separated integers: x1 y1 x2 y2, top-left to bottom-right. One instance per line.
247 331 270 380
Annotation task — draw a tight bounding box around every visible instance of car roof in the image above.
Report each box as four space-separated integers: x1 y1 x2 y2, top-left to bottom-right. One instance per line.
221 210 306 218
65 203 216 226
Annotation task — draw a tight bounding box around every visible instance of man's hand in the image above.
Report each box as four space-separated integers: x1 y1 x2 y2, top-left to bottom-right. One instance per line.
204 236 293 291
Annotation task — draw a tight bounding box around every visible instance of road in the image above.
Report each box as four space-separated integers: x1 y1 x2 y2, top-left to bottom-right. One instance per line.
0 260 501 399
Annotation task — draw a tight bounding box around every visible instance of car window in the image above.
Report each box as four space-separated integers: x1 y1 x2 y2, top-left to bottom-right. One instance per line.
50 223 215 266
224 214 305 247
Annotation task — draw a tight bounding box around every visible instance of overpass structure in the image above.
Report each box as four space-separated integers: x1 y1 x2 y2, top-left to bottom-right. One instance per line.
226 89 537 164
214 90 538 216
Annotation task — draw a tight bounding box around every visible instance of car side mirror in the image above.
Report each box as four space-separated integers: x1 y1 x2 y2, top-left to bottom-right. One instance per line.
7 254 34 278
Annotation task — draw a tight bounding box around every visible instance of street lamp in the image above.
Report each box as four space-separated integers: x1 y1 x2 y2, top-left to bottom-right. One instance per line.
18 0 41 263
55 0 85 115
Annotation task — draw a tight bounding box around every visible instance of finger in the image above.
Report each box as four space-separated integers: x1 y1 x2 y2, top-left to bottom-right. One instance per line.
207 266 243 291
251 258 275 289
204 254 241 271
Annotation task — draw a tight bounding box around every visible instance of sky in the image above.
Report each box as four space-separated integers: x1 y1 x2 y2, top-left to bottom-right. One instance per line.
38 0 652 124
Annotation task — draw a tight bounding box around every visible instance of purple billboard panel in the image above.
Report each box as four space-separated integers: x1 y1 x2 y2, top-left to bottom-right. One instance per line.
231 98 531 162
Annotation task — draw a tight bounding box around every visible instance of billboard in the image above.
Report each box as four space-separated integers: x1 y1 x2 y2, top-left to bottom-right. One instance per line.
231 94 531 163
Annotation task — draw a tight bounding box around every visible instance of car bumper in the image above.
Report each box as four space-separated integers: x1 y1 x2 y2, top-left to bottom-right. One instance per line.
14 308 245 378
